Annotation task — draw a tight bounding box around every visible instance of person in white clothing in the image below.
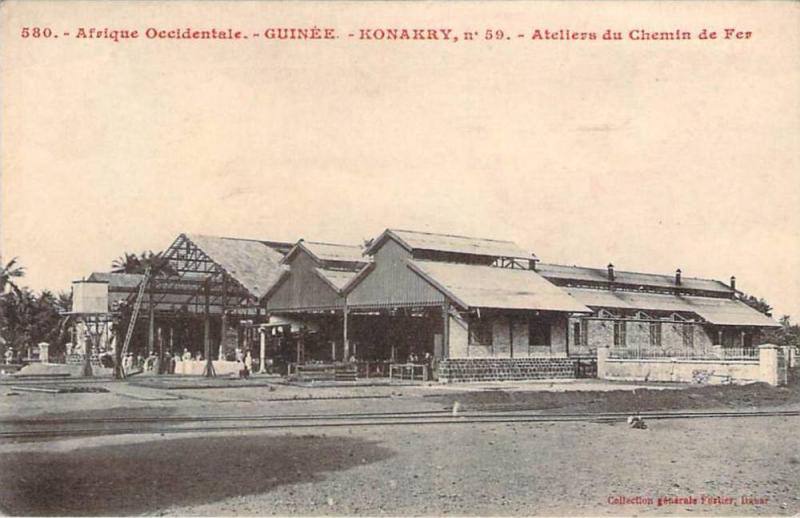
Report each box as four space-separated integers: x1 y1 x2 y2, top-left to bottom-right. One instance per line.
244 350 253 376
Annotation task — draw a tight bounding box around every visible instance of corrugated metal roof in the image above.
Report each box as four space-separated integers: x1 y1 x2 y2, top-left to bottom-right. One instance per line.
186 234 288 299
538 263 732 294
408 260 590 312
683 296 779 327
368 229 534 260
615 291 696 313
564 287 778 327
87 272 144 289
563 288 635 310
289 241 368 265
314 268 359 292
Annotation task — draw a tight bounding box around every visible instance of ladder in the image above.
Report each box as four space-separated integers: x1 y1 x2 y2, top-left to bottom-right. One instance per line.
119 266 151 378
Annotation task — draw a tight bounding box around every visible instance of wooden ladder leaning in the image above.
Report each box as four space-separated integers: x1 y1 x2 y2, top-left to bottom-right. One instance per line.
119 266 151 379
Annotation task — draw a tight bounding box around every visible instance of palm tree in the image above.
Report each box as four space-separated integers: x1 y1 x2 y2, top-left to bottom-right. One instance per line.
111 253 143 274
55 291 73 314
0 257 25 297
138 251 177 278
111 251 175 277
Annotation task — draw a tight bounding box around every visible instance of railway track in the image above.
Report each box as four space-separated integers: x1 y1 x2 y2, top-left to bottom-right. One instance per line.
1 408 797 440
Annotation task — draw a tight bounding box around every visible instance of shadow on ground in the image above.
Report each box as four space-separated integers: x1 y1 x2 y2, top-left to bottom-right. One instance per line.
0 433 393 516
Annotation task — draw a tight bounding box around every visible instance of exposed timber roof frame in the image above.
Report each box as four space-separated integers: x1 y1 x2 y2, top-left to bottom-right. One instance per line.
129 233 264 315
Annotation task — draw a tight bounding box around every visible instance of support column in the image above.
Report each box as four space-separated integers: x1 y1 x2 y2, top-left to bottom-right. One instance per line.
343 300 350 361
297 327 305 365
259 327 267 373
220 276 228 360
442 301 450 359
157 326 164 374
203 281 215 377
113 318 124 379
82 318 93 377
148 304 155 355
220 311 228 360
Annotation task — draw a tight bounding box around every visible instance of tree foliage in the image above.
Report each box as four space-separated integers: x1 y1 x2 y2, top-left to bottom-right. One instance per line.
1 289 72 359
111 251 176 277
738 294 773 316
0 258 72 360
0 257 26 297
762 315 800 348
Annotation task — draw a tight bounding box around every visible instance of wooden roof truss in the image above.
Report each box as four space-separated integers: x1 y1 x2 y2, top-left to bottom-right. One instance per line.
131 234 260 316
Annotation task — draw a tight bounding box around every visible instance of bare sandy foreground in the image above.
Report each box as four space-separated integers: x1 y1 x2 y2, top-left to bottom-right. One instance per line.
0 379 798 516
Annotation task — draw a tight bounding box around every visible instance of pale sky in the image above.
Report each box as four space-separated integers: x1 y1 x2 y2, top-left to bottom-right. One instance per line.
2 1 799 318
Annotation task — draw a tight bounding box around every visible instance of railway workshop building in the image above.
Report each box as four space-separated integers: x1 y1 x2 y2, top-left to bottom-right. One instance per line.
70 228 779 381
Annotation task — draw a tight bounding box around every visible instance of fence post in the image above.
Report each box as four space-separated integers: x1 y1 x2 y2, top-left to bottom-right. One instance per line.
758 344 784 386
597 347 609 380
781 346 796 369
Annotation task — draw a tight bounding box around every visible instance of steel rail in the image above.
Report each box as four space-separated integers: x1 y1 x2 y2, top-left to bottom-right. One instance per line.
1 407 797 427
0 409 796 440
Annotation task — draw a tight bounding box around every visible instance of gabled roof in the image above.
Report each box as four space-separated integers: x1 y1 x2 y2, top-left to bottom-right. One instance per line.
282 240 368 266
564 287 778 327
340 262 376 295
185 234 290 299
366 228 534 261
537 263 733 294
87 272 145 289
314 268 360 293
407 260 590 313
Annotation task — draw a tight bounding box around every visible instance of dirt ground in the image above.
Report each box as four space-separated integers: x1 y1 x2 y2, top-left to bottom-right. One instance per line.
0 377 798 516
429 380 800 413
0 417 797 516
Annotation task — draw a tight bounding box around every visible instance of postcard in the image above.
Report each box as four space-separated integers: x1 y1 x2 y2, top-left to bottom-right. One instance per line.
1 1 798 516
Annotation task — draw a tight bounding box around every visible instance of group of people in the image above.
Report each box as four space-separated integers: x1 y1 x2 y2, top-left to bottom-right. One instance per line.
120 348 207 374
407 351 432 364
116 345 257 377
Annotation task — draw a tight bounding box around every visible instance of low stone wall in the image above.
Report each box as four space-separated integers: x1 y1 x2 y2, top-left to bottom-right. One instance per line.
438 358 577 383
174 360 240 376
597 345 789 386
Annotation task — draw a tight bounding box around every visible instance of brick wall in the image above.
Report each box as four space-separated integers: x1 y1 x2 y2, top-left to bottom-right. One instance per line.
626 321 649 347
448 313 569 359
438 357 577 383
587 319 613 350
575 318 722 357
662 322 684 352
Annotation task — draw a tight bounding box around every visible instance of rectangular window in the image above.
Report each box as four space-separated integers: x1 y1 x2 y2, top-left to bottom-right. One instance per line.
573 322 581 348
580 319 588 346
529 319 551 346
613 320 626 347
682 324 694 348
649 322 662 347
469 319 493 346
